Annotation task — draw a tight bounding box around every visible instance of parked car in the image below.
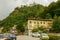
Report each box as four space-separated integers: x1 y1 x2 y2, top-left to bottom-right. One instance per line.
0 34 11 40
3 36 11 40
3 34 12 40
0 34 4 40
0 34 3 38
0 33 16 40
40 33 49 40
9 34 16 40
31 32 40 37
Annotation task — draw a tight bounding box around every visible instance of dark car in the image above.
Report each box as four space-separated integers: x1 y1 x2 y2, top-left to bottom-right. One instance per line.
3 33 16 40
9 34 16 40
3 34 11 40
0 34 4 38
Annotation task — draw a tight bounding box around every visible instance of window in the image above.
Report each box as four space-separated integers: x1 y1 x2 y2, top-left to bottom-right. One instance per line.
34 22 36 24
40 21 42 24
43 21 45 24
29 21 32 24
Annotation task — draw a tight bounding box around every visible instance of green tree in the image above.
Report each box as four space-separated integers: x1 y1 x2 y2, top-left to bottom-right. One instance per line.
46 13 52 19
48 1 60 17
16 24 25 34
51 15 60 33
2 26 11 33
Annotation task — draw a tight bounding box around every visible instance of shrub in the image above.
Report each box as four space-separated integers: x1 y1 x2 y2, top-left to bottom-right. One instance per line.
42 39 49 40
42 34 60 40
32 29 38 33
49 34 60 40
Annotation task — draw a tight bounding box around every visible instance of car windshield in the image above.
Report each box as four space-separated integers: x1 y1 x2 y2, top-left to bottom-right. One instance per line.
3 33 16 37
3 34 10 38
41 33 48 36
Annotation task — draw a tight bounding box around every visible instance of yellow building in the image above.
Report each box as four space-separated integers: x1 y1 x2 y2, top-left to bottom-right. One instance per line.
27 18 53 36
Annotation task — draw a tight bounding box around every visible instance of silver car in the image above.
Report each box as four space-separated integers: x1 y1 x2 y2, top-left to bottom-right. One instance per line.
40 33 49 40
31 32 40 37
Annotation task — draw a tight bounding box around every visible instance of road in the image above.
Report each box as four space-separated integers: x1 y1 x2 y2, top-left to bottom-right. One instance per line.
17 35 40 40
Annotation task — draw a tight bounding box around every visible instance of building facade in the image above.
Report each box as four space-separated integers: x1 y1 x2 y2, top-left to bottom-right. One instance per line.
27 18 53 36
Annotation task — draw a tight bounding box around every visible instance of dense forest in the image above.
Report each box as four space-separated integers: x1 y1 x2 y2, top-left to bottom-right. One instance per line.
0 0 60 33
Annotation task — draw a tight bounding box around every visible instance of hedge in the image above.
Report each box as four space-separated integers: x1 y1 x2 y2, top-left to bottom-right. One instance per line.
49 34 60 40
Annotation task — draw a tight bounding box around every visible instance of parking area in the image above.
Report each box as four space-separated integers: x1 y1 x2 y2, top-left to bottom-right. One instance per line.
0 33 50 40
17 35 40 40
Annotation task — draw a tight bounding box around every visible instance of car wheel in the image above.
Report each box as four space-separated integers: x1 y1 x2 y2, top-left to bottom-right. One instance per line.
32 35 34 37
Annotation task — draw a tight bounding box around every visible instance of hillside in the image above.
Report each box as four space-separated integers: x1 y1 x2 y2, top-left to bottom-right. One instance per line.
0 0 60 33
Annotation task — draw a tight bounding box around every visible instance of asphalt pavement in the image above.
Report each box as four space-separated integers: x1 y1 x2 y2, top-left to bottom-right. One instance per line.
17 35 40 40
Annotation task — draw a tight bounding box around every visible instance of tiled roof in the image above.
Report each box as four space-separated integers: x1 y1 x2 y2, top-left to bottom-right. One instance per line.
28 18 53 21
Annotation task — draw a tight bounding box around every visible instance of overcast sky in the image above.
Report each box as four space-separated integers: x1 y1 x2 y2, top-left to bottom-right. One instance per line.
0 0 57 20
